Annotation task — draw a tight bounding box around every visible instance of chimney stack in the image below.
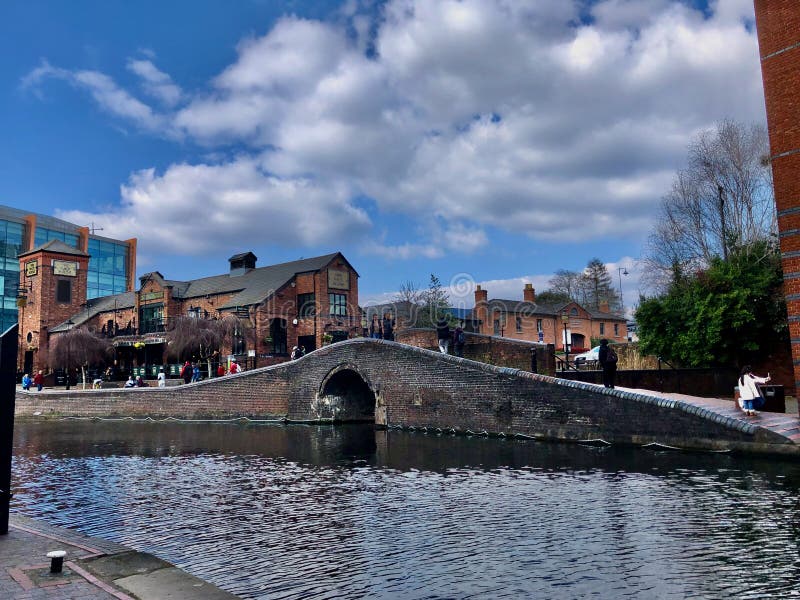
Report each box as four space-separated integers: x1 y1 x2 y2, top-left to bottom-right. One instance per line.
598 299 610 313
523 283 535 303
474 284 488 305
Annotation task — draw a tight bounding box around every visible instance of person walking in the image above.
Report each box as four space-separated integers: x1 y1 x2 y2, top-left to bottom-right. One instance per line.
436 316 451 354
33 370 44 392
192 362 201 382
453 323 465 357
598 339 618 389
157 367 166 388
739 365 770 416
229 360 241 375
180 361 192 384
21 373 32 391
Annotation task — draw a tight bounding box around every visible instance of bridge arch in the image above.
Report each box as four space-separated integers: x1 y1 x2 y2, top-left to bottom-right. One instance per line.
314 363 377 422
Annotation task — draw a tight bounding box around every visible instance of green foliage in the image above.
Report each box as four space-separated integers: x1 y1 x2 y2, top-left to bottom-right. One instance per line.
414 274 453 328
535 290 572 306
635 242 787 367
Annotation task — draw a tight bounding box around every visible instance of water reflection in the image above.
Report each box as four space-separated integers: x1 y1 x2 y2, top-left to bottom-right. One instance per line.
11 421 800 599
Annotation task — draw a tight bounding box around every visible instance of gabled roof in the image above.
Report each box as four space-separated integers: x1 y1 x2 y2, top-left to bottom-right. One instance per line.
49 291 136 332
18 239 89 258
157 252 348 309
477 298 626 321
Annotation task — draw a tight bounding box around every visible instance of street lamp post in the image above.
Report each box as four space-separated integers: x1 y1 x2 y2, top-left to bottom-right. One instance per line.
561 311 569 370
617 267 629 312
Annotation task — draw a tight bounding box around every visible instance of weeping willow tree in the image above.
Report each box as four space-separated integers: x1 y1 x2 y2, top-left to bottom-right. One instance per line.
49 327 113 389
166 315 241 378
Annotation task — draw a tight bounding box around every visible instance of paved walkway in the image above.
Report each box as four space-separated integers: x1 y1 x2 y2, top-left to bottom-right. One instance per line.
1 515 239 600
617 386 800 445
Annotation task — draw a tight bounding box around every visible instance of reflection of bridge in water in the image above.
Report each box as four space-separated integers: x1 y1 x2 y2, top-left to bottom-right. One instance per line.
15 338 800 458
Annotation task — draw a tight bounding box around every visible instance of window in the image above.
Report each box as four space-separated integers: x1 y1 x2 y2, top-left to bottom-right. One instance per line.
494 319 501 335
329 293 346 316
516 316 523 332
56 280 71 303
297 293 316 317
570 307 578 316
536 319 543 332
188 307 201 318
599 322 605 335
614 323 619 336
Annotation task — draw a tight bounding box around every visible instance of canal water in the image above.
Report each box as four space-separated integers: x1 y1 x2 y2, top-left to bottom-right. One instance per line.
10 420 800 598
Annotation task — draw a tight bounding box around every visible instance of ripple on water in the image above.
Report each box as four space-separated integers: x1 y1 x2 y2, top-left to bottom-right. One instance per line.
11 421 800 599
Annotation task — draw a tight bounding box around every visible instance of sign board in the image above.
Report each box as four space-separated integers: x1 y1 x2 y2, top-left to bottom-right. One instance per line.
52 260 77 277
328 268 350 290
247 350 256 357
25 260 38 277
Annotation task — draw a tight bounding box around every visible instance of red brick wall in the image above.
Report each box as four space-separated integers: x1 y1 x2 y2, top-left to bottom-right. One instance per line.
396 328 556 374
755 0 800 390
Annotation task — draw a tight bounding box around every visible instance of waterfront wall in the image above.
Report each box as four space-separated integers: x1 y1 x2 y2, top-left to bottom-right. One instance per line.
15 338 793 455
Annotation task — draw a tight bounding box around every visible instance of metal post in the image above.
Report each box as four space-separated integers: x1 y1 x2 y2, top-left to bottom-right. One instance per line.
1 324 20 534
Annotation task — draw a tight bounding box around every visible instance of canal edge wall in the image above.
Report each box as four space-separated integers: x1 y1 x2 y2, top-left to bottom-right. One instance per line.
14 338 799 457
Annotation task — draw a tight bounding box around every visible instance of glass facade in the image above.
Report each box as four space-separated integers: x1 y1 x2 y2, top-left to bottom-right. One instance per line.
0 220 23 333
87 238 128 300
34 227 79 249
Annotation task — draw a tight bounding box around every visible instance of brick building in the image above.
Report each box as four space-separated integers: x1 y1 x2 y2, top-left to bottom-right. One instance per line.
21 249 360 377
754 1 800 390
471 284 627 351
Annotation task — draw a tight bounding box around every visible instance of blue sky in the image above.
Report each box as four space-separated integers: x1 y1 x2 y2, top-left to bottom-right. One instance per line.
0 0 764 309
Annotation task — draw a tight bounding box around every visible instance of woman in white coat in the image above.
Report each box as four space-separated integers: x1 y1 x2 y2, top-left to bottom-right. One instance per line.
739 365 770 416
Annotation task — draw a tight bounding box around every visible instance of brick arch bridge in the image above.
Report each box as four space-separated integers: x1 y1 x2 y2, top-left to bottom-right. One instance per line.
15 338 800 457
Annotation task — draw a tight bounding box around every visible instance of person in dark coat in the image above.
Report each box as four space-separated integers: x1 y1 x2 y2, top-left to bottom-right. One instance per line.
382 313 395 341
598 339 617 389
180 361 192 384
436 317 451 354
452 323 465 357
370 315 382 339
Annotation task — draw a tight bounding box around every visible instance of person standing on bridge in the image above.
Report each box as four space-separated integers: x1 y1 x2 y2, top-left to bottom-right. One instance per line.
598 339 617 389
181 361 192 384
436 316 451 354
739 365 770 416
382 312 395 341
157 367 166 388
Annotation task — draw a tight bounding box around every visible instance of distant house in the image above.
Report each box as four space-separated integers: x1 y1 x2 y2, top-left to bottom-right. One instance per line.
470 284 627 351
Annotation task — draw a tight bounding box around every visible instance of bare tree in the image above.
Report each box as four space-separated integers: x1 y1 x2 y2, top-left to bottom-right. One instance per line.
644 119 776 291
548 270 582 301
49 328 113 389
166 315 240 378
395 280 423 305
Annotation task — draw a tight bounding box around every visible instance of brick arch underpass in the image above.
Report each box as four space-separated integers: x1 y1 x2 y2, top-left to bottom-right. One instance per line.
14 338 800 457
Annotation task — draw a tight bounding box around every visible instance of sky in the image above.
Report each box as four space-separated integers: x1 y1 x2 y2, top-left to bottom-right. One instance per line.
0 0 767 313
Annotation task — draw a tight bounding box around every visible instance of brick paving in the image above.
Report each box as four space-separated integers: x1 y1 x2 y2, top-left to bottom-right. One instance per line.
1 516 126 599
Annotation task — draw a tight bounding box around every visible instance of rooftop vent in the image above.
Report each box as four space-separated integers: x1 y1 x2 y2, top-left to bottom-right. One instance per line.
229 252 257 277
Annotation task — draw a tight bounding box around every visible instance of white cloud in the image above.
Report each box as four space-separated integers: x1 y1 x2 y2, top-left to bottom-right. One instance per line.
21 59 166 133
56 158 371 264
22 0 767 259
127 59 183 106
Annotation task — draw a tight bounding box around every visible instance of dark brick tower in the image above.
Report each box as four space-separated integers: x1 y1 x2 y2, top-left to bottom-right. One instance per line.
754 1 800 389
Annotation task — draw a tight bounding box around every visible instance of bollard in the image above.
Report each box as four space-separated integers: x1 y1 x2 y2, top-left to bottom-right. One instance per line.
47 550 66 574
